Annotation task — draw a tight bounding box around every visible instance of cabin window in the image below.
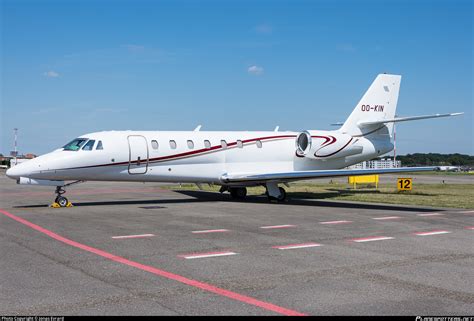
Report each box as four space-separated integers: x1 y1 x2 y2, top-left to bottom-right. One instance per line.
96 141 103 150
169 140 177 149
63 138 88 151
204 140 211 149
151 140 159 150
221 140 227 149
256 140 262 148
82 140 95 151
187 140 194 149
237 140 243 148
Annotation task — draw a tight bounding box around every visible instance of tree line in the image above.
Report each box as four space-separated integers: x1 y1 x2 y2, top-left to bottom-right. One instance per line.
394 153 474 167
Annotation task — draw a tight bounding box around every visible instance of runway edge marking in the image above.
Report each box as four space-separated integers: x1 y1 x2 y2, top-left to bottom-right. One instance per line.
0 208 306 316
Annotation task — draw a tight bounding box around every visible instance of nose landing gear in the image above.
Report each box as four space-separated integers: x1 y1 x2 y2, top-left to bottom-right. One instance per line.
50 180 84 208
51 186 72 208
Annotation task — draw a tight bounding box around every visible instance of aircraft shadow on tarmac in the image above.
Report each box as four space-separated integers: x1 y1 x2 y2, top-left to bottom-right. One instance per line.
14 189 441 212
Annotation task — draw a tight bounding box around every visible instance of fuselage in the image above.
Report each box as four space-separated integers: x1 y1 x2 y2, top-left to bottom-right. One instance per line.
6 130 392 186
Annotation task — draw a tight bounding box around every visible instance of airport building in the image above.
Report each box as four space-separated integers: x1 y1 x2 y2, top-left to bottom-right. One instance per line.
348 158 401 169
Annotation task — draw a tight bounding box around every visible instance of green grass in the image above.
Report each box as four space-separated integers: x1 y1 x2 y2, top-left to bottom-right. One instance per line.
164 183 474 209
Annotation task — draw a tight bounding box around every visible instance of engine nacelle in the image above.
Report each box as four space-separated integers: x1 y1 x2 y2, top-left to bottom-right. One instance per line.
295 130 363 160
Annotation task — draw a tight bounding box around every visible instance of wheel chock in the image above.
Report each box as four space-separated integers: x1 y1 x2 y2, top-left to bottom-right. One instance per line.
50 202 74 208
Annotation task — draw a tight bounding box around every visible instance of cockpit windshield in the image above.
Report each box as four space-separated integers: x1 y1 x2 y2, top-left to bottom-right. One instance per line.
63 138 88 151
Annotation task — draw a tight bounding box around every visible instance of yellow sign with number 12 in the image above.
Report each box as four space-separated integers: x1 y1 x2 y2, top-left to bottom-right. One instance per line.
397 178 412 191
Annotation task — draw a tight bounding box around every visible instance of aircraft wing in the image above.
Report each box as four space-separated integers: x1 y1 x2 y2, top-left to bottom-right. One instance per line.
221 167 436 184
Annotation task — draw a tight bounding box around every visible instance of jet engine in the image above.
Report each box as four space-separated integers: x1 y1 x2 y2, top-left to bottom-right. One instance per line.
295 130 363 160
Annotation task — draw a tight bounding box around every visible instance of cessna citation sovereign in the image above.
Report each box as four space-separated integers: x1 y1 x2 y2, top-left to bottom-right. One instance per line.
6 74 462 207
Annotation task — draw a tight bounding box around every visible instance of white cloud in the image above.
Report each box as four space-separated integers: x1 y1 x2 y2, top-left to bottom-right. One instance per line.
248 65 264 76
43 71 60 78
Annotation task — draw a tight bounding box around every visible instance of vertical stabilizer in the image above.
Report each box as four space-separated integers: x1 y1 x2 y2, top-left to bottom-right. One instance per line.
340 74 401 137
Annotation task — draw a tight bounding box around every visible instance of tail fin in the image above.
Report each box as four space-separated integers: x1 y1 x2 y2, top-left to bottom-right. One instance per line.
340 74 401 137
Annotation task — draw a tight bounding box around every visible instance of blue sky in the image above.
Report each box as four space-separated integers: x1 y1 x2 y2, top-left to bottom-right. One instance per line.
1 0 472 156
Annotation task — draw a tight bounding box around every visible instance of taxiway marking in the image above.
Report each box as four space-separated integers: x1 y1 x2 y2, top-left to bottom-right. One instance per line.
273 243 321 250
351 236 394 243
417 213 444 217
465 227 474 230
372 216 401 220
192 229 230 234
0 209 306 316
319 220 352 225
178 251 238 259
112 234 155 239
260 225 296 229
414 230 451 236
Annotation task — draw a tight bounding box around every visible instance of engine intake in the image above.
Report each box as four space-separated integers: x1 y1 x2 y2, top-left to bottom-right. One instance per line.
296 130 363 160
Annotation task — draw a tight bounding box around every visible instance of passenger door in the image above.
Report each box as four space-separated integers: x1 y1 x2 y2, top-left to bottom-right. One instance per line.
128 135 149 174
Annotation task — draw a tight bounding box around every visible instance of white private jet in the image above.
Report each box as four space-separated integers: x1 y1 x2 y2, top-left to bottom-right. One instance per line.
6 74 462 207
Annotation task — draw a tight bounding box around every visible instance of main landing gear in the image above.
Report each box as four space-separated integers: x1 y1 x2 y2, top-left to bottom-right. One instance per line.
50 180 84 208
265 182 287 202
229 187 247 200
222 183 287 202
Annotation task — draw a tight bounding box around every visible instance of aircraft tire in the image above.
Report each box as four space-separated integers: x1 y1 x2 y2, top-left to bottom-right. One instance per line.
56 196 69 207
230 187 247 199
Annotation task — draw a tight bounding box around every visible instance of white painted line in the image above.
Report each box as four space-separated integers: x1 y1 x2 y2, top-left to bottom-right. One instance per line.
260 225 296 229
414 230 451 236
273 243 321 250
319 220 352 225
417 213 444 217
192 229 230 234
351 236 394 243
179 251 238 259
372 216 401 220
458 210 474 214
112 234 155 239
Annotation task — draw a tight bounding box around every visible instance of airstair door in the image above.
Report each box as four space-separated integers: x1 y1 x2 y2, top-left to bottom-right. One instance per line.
128 135 149 174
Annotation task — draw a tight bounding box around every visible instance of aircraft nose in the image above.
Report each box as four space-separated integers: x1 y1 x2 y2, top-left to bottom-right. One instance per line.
6 166 19 179
6 162 30 179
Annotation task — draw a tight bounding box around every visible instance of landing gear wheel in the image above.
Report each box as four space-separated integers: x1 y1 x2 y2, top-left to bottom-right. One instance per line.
55 196 69 207
230 187 247 200
277 187 286 202
266 187 287 202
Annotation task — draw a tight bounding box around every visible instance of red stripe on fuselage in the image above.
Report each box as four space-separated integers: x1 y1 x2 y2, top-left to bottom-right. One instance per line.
62 134 297 171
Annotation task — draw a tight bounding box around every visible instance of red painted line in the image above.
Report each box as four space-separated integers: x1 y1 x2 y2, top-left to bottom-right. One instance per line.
112 234 155 239
319 220 352 225
465 227 474 230
260 225 296 229
192 229 230 234
0 209 306 316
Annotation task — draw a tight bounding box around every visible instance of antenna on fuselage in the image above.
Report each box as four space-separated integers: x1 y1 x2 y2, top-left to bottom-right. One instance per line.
274 126 279 132
194 125 202 131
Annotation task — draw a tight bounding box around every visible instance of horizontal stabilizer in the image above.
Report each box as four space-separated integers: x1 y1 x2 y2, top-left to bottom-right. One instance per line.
357 112 463 127
221 167 437 184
